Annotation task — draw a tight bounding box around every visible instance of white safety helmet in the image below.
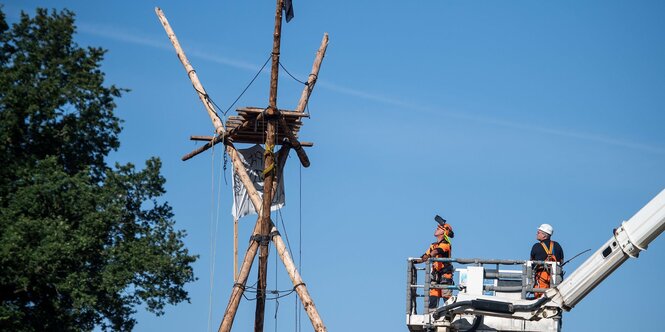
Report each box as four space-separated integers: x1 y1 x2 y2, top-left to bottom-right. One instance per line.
538 223 553 236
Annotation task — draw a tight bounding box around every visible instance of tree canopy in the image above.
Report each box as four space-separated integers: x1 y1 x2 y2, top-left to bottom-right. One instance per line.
0 7 197 331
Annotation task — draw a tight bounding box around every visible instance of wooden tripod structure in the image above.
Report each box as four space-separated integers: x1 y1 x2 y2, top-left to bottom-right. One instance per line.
155 2 328 332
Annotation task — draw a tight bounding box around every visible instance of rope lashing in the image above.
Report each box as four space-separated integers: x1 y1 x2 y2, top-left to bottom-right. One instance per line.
307 73 318 85
251 234 272 246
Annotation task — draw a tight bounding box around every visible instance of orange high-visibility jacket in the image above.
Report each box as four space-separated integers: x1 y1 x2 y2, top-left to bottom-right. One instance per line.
424 240 453 298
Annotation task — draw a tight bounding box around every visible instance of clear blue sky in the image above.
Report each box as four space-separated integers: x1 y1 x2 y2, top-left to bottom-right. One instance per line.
5 1 665 331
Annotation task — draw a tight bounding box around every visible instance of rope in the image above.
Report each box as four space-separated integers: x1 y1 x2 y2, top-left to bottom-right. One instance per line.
223 53 272 116
279 61 308 85
278 61 318 118
262 142 276 177
222 147 229 185
241 286 297 301
275 227 279 332
297 163 303 332
206 141 216 332
193 86 226 120
277 210 296 265
207 141 225 332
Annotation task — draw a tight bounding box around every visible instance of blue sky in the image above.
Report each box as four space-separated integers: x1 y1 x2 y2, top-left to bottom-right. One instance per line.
4 1 665 331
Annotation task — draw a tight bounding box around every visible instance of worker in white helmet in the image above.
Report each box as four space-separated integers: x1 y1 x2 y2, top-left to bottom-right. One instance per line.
530 223 564 298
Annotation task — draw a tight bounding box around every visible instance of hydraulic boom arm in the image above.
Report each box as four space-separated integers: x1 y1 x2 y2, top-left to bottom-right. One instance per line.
549 188 665 310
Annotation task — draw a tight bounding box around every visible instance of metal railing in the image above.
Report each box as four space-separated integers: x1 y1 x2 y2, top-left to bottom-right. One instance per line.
406 257 562 316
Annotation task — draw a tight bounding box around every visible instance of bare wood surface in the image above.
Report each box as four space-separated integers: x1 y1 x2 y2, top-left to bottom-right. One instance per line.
238 107 309 118
155 7 226 136
189 135 314 147
234 217 238 281
190 135 214 141
254 1 284 328
295 33 329 113
227 112 266 139
218 239 258 332
182 136 224 161
271 226 327 331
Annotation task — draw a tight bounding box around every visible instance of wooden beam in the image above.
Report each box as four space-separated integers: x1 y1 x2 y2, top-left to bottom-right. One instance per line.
295 33 329 113
274 143 291 191
238 107 310 118
190 135 213 141
181 136 224 161
155 7 226 136
277 113 310 167
233 216 238 281
271 225 327 332
254 0 284 329
227 112 266 139
188 135 314 147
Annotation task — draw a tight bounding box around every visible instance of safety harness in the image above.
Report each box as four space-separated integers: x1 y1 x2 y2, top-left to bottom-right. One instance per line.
539 240 558 262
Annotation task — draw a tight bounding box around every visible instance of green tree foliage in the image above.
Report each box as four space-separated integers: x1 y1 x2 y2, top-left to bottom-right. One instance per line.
0 8 197 331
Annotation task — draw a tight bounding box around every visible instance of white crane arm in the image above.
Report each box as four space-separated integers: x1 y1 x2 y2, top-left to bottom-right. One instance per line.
550 189 665 310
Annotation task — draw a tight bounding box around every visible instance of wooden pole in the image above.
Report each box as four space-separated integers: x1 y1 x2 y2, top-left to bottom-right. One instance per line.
254 0 284 330
155 7 226 136
271 226 327 332
295 33 329 113
234 216 238 281
271 146 326 331
219 239 259 332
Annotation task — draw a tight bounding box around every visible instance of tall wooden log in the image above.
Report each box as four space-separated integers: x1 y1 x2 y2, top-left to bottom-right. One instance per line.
234 216 238 281
271 226 327 332
295 33 329 113
218 237 259 332
155 7 226 136
254 0 284 330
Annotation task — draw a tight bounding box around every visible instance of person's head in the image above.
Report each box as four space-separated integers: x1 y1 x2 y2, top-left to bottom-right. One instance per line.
537 223 553 241
434 223 454 242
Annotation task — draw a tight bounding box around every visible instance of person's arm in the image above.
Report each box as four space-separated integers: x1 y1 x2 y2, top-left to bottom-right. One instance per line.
557 242 564 263
413 253 429 264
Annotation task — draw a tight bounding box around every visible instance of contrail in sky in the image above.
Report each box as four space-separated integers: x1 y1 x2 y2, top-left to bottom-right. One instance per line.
78 23 665 156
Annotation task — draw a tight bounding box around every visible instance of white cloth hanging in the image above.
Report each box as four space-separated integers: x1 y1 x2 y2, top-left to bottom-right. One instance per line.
231 144 285 219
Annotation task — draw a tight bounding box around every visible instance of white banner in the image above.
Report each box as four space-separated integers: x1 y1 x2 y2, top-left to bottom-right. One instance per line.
232 144 285 219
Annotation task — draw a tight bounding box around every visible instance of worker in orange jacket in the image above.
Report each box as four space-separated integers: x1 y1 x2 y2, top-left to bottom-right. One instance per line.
414 215 454 310
530 223 564 298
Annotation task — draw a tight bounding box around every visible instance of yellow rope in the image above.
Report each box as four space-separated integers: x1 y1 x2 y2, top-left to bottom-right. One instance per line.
262 143 276 177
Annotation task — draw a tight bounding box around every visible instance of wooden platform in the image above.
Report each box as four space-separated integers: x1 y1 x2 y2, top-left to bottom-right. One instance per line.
225 106 312 146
